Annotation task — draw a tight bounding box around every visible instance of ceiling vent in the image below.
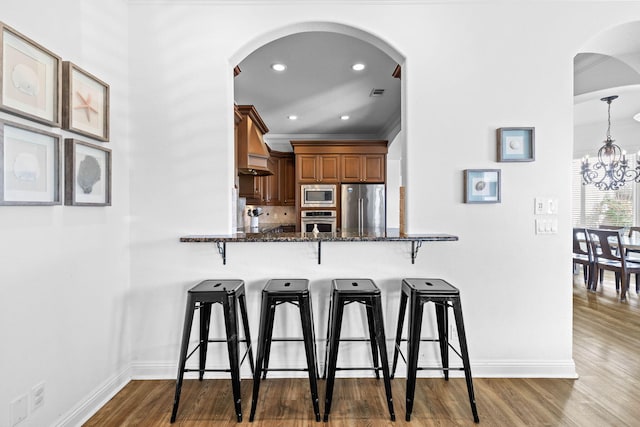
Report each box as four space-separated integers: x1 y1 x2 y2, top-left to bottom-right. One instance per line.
370 88 385 97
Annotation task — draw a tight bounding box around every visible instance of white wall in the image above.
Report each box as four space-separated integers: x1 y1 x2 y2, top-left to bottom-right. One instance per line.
4 1 640 426
0 1 130 426
127 0 640 387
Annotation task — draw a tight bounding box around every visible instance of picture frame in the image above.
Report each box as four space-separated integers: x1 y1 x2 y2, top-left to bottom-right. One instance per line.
0 119 60 205
497 127 535 162
64 138 111 206
464 169 501 203
62 62 109 141
0 22 61 126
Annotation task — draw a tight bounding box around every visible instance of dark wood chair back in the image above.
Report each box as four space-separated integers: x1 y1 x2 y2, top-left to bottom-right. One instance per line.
572 227 591 259
628 226 640 239
588 229 623 263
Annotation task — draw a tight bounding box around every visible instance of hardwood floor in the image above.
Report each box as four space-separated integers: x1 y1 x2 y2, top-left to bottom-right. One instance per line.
84 274 640 426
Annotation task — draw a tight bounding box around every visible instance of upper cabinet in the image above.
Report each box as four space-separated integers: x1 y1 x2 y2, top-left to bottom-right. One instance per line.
297 154 340 183
239 149 294 206
292 140 387 185
341 154 385 183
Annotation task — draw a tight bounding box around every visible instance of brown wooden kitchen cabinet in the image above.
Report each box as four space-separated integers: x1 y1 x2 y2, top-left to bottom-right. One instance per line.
263 156 280 204
280 155 296 205
341 154 385 183
240 151 294 206
239 174 264 204
297 154 340 183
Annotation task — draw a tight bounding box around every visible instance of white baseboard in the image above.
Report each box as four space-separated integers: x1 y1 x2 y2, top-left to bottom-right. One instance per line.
54 365 132 427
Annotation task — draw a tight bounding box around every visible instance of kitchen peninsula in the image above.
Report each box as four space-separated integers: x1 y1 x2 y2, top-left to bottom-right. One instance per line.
180 230 458 264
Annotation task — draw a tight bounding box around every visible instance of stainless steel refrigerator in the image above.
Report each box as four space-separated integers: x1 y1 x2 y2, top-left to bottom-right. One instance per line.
341 184 386 234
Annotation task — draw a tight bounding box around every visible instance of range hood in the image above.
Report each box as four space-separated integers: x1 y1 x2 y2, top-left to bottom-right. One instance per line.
235 104 273 176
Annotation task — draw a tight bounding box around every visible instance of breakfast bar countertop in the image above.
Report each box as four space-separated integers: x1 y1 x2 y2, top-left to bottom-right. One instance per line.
180 230 458 243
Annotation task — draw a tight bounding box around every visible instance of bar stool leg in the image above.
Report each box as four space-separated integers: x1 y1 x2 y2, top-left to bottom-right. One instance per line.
261 301 277 379
365 303 381 379
452 299 479 423
391 290 408 378
322 294 334 379
223 294 243 422
323 293 345 422
299 294 321 421
199 302 212 380
435 300 449 380
405 298 423 422
171 294 196 423
238 292 255 375
249 294 272 422
372 294 395 421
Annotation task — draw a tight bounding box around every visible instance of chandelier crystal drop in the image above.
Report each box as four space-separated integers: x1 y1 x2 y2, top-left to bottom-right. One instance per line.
581 95 640 191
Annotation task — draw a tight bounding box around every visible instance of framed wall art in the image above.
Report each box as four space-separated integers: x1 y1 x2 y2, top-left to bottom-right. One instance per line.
497 127 535 162
0 22 61 126
464 169 501 203
62 62 109 141
0 119 60 205
64 138 111 206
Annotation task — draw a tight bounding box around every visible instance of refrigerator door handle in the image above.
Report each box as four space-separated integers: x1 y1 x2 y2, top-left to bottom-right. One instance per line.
359 198 364 234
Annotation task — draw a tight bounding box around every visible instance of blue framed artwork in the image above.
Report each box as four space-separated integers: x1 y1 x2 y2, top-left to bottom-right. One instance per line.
497 127 534 162
464 169 501 203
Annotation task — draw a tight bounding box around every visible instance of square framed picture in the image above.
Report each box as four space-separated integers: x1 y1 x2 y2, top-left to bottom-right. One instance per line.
62 62 109 141
464 169 501 203
497 127 534 162
64 138 111 206
0 119 60 205
0 22 61 126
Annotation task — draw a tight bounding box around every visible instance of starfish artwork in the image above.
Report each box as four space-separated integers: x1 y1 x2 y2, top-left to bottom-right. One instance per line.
74 91 99 122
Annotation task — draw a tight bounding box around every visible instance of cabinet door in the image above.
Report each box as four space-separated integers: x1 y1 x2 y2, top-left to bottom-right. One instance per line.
341 155 362 182
263 156 280 204
238 174 263 204
280 156 296 205
298 155 319 182
319 155 340 182
363 154 385 182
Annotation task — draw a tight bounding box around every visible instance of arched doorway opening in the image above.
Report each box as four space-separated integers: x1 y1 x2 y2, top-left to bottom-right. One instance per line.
231 22 406 231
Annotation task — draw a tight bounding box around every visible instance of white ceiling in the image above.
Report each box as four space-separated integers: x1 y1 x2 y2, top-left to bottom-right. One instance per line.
234 31 401 151
574 22 640 148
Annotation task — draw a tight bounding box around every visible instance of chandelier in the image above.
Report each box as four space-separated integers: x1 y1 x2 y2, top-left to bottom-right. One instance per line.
581 95 640 191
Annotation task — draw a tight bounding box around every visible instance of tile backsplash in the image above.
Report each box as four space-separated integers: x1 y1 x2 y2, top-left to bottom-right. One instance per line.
244 205 296 227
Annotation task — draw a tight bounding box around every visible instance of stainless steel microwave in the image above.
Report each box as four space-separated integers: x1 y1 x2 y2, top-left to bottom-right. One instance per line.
301 184 336 208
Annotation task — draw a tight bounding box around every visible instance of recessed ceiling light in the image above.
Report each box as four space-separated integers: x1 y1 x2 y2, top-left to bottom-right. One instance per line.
287 115 298 120
352 63 365 71
340 115 350 120
271 63 286 71
634 112 640 122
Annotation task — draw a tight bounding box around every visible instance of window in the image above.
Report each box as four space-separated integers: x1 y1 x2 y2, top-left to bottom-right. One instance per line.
572 157 636 227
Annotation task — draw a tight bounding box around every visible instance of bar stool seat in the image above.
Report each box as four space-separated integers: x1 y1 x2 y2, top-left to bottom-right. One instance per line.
323 278 395 422
249 279 321 422
171 279 254 423
391 278 479 423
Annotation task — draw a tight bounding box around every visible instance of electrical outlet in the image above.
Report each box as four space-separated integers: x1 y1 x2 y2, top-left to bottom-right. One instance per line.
31 382 45 412
10 394 28 426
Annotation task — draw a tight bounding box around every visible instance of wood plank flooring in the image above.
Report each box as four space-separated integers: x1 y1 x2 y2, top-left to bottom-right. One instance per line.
84 274 640 426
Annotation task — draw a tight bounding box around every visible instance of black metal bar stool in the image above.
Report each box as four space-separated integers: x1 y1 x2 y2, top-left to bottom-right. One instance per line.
249 279 321 422
323 278 395 422
171 279 254 423
391 278 479 423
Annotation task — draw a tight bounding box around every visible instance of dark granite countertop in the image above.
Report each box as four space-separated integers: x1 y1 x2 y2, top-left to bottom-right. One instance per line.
180 229 458 243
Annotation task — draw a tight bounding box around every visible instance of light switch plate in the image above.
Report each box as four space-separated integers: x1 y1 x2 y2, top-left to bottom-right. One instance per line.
535 198 546 215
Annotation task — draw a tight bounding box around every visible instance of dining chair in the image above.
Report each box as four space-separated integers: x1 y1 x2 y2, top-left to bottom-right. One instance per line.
572 227 593 287
596 225 624 287
625 227 640 293
587 228 640 301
